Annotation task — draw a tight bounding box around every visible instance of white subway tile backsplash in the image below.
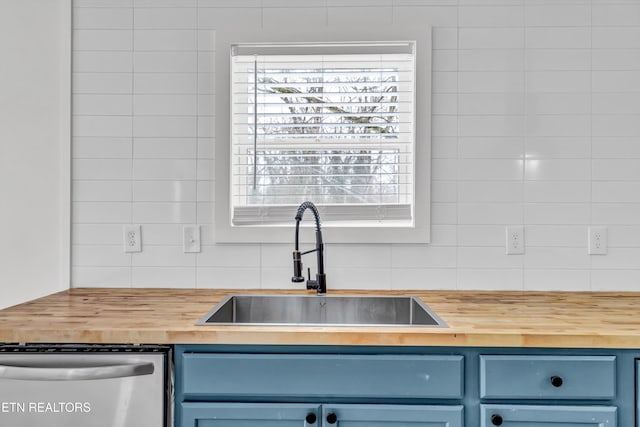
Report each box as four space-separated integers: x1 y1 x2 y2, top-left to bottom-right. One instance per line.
73 245 131 267
73 94 132 116
133 138 197 159
74 7 133 29
525 49 591 71
134 30 197 51
133 8 196 30
525 181 590 203
73 159 132 180
592 182 640 203
524 269 590 291
524 247 590 269
592 4 640 26
73 116 133 137
132 181 196 202
73 181 132 202
73 202 132 224
525 137 591 159
133 52 197 73
132 267 195 288
74 73 132 94
526 71 591 93
73 30 132 51
592 27 640 49
263 7 327 28
524 4 591 27
73 137 133 159
457 269 523 291
73 51 132 72
458 49 524 71
393 5 457 27
459 137 524 158
459 6 523 27
458 203 523 225
592 49 640 71
458 181 523 202
132 159 196 180
524 225 585 247
133 116 197 138
133 94 196 116
459 71 525 93
132 246 196 267
72 267 131 288
72 224 124 245
593 159 640 181
524 159 591 181
70 1 640 291
593 71 640 92
459 28 524 49
132 202 196 223
391 268 457 290
459 159 523 180
524 203 591 225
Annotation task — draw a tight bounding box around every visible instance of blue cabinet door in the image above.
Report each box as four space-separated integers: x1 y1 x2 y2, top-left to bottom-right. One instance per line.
481 405 617 427
321 404 463 427
180 403 321 427
180 403 463 427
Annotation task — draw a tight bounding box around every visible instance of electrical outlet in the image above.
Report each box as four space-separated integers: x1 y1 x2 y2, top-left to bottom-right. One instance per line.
183 225 201 253
505 226 524 255
588 226 607 255
123 225 141 253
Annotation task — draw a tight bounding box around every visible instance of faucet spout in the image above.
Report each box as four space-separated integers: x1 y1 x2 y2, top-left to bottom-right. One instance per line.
292 201 327 294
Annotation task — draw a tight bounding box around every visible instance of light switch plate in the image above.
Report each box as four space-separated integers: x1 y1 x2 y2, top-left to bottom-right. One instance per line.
183 225 201 253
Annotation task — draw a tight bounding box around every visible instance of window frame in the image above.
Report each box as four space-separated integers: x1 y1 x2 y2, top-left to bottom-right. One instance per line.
214 27 431 244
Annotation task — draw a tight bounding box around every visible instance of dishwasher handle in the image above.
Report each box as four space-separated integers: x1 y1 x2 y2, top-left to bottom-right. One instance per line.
0 362 154 381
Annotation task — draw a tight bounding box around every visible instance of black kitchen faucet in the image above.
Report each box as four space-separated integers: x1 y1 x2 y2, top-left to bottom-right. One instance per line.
291 201 327 294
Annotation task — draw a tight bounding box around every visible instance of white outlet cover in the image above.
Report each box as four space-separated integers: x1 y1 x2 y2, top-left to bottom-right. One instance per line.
123 224 141 253
505 225 524 255
588 226 607 255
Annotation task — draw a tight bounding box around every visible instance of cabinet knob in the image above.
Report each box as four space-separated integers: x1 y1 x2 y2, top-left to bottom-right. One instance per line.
326 413 338 424
491 414 503 426
305 413 317 424
550 375 564 387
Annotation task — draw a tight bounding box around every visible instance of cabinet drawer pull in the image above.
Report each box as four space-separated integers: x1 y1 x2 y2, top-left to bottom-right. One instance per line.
491 414 503 426
326 413 337 424
550 375 564 387
305 413 317 424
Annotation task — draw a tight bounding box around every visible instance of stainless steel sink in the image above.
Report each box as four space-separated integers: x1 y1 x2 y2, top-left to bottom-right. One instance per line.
196 295 447 327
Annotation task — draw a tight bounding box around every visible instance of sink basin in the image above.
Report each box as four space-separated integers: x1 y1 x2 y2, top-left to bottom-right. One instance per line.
196 295 447 327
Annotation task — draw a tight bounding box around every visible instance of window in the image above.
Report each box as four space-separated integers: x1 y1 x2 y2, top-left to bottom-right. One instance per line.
215 29 431 243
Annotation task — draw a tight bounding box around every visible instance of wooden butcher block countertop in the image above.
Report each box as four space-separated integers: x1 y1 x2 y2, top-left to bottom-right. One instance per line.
0 288 639 348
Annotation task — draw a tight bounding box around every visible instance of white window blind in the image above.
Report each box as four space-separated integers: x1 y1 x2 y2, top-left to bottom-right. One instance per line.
230 41 416 226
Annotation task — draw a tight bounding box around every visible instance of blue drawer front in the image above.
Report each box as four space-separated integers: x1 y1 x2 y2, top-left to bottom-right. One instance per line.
481 404 617 426
480 355 616 400
181 353 463 400
324 404 463 427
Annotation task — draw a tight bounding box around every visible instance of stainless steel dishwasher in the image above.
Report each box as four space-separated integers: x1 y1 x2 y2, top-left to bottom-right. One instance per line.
0 344 171 427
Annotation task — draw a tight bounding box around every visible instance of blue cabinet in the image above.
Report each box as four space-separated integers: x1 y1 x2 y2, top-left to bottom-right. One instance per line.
175 346 640 427
481 405 617 427
180 403 463 427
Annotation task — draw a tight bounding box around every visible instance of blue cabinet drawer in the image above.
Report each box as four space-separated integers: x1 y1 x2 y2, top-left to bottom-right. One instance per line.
480 355 616 400
481 404 617 426
181 353 463 400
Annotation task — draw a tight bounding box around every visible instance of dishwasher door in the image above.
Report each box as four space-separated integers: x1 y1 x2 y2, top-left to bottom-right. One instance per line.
0 347 168 427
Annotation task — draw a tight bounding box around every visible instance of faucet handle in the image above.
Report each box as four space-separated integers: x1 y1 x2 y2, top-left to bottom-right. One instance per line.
291 251 305 283
306 268 319 290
